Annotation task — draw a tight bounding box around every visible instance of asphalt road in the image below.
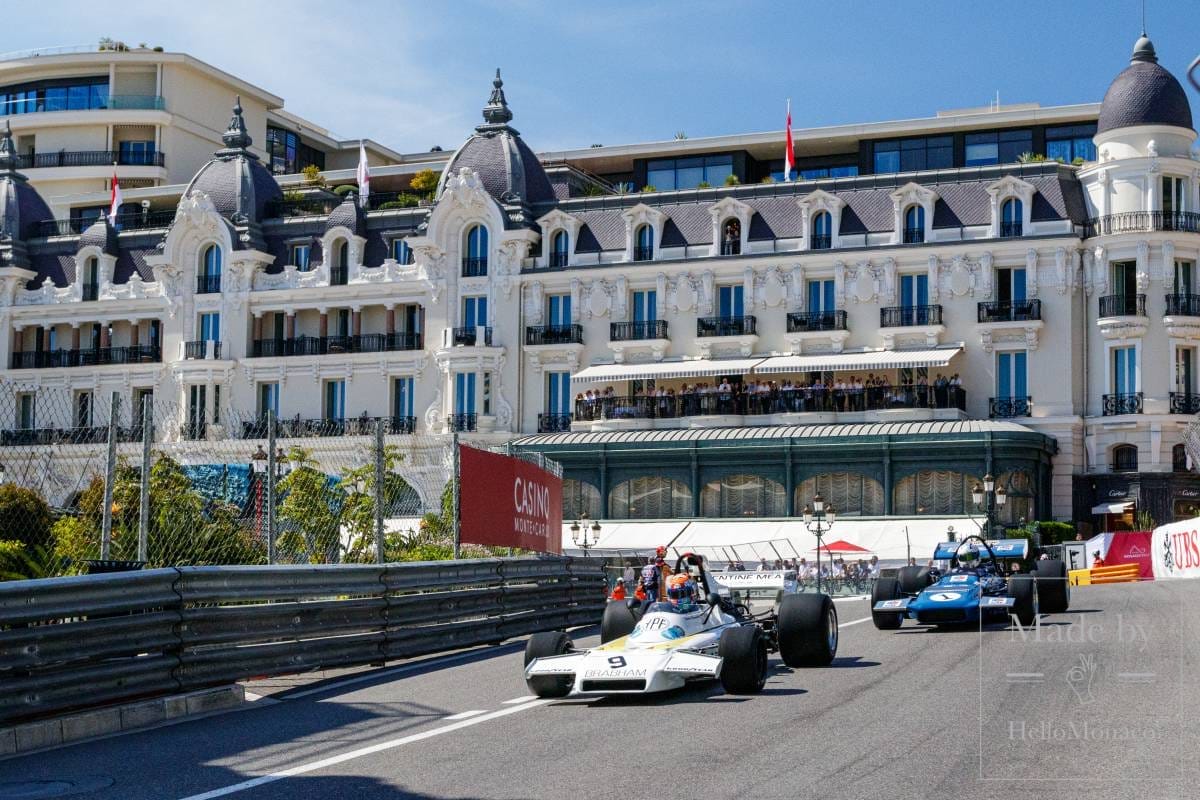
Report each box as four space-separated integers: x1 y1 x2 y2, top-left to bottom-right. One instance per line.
2 580 1197 800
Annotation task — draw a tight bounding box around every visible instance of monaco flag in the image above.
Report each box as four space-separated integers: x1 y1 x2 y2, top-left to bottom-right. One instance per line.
108 169 122 224
785 100 794 181
356 141 370 206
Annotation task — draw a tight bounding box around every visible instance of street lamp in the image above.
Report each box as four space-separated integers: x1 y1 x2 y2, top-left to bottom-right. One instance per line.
970 473 1007 538
570 513 602 557
275 447 291 478
802 493 837 593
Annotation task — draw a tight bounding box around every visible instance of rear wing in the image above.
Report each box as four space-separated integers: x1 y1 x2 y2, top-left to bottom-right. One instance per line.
932 538 1030 561
709 570 798 592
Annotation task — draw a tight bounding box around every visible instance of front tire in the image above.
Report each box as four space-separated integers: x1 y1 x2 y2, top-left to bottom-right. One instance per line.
524 631 573 698
600 600 638 644
897 565 933 594
777 593 838 667
718 625 769 694
1008 576 1038 628
870 577 904 630
1033 559 1070 614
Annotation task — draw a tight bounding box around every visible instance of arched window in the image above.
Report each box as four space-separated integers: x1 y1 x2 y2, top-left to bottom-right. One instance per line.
1001 198 1023 237
392 238 414 265
700 474 785 517
903 205 925 243
198 244 221 294
550 230 569 267
996 470 1035 525
811 211 832 250
796 473 885 517
1112 445 1139 472
463 225 488 276
1173 443 1189 472
893 470 977 515
720 219 741 256
634 224 653 261
608 476 691 519
330 239 349 285
82 257 99 301
563 479 602 521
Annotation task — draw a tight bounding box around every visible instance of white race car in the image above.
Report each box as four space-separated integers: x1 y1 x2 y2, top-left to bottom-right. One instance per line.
523 553 838 697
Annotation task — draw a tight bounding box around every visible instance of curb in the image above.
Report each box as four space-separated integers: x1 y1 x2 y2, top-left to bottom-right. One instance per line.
0 684 246 757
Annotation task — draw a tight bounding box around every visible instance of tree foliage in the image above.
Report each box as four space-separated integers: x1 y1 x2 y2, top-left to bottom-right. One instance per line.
409 168 439 197
0 483 54 549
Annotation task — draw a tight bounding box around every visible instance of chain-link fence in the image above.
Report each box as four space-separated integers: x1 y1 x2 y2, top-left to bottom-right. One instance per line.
0 387 463 578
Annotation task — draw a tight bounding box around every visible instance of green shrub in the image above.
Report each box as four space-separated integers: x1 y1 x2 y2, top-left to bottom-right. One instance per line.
0 484 54 549
332 184 357 197
1017 152 1047 163
1036 520 1075 545
724 174 740 186
301 164 326 187
378 194 420 210
696 181 711 189
1072 156 1085 166
640 185 657 193
760 176 776 184
282 190 305 202
409 168 439 198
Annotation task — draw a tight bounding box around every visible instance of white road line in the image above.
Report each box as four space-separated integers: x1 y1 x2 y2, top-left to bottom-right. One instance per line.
176 699 551 800
833 595 868 603
1006 672 1045 678
443 709 488 720
502 695 538 704
839 616 873 628
283 648 511 700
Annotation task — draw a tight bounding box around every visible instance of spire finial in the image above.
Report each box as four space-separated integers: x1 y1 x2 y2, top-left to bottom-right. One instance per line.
222 95 253 150
0 119 16 172
1131 32 1157 64
481 68 513 126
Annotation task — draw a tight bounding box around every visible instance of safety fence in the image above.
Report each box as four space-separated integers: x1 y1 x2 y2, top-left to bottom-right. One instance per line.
0 556 605 724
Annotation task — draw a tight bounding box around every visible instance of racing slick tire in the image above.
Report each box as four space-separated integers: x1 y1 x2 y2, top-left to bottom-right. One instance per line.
718 625 769 694
870 577 904 630
600 600 639 644
1007 575 1038 628
897 565 934 594
1033 559 1070 614
524 631 574 698
777 593 839 667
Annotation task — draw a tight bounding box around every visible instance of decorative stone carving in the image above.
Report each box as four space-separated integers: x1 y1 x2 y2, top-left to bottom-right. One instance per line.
1136 241 1150 291
1163 241 1176 292
760 267 786 308
1026 249 1039 298
927 255 940 302
1091 246 1107 296
526 281 544 324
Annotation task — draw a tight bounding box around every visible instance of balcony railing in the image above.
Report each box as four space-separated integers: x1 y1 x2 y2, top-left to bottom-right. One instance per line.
330 266 348 286
447 413 478 433
263 196 340 219
525 324 583 346
12 150 166 169
81 282 98 302
249 332 422 358
1 425 146 446
977 299 1042 323
633 246 654 262
1084 211 1200 237
240 415 416 439
10 345 161 369
880 305 942 327
787 310 847 332
1169 393 1200 415
810 234 831 250
720 241 741 256
574 386 966 420
1102 392 1143 416
0 94 165 116
548 252 569 268
35 209 176 237
461 257 488 277
452 326 493 347
1000 221 1023 238
989 396 1032 418
537 413 573 433
697 315 757 337
1099 294 1146 318
196 274 221 294
1165 293 1200 317
611 320 668 341
184 340 222 360
902 227 924 244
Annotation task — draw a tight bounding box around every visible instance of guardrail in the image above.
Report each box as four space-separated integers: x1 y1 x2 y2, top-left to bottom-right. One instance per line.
0 557 605 724
1068 563 1142 586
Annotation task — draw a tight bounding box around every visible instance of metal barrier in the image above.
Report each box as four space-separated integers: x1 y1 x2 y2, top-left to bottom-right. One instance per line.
0 557 605 724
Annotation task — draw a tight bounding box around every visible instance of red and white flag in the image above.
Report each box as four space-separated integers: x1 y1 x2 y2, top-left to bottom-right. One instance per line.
356 141 370 206
108 168 122 224
784 99 794 181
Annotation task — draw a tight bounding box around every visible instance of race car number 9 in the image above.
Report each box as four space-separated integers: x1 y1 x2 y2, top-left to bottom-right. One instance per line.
608 656 627 669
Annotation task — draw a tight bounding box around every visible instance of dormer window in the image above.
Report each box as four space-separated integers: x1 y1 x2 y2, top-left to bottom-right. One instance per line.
82 257 99 301
463 224 488 277
635 224 653 261
331 239 349 285
198 244 221 294
903 206 925 244
1001 198 1023 237
290 243 311 271
720 219 741 256
392 238 414 265
811 212 832 250
550 230 569 267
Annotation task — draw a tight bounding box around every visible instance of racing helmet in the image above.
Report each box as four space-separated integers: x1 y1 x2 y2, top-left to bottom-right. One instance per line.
957 546 981 569
665 573 696 603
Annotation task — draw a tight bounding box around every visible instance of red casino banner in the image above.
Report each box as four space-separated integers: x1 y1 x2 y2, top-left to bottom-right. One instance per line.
458 445 563 554
1104 531 1154 579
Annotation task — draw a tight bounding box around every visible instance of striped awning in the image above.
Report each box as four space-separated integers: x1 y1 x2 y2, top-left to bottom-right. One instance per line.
571 357 765 385
754 346 963 375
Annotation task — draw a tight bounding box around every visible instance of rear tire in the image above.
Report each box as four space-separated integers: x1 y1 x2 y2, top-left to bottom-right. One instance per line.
897 565 933 594
1033 559 1070 614
777 593 838 666
718 625 769 694
1007 576 1038 628
524 631 573 698
600 600 638 644
870 577 904 630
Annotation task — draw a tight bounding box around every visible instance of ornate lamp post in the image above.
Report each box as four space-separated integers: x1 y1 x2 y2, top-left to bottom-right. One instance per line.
802 493 837 593
970 473 1007 538
570 513 602 557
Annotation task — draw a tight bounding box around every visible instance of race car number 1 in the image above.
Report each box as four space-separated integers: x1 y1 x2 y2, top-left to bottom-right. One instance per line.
608 656 627 669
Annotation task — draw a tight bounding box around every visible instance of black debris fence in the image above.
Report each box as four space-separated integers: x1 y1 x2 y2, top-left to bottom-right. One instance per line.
0 556 606 724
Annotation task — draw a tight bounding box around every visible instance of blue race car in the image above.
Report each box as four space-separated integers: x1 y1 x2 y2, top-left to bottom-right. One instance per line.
870 535 1069 629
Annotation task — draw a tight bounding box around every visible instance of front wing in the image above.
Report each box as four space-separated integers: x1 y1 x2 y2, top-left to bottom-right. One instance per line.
525 648 723 694
873 594 1015 623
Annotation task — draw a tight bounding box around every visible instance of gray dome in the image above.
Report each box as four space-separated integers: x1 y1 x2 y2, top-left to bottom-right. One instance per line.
437 70 554 206
1097 35 1193 134
326 193 364 236
78 215 118 255
0 118 53 266
183 98 282 222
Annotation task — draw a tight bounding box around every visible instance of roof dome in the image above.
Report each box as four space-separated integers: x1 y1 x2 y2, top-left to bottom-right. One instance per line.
0 119 53 269
1097 35 1194 134
184 98 282 223
436 70 554 207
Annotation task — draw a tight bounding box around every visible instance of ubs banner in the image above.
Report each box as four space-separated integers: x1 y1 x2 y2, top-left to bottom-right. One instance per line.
459 446 563 554
1152 516 1200 579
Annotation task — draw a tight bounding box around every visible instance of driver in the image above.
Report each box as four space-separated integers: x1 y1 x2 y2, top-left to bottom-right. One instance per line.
955 546 981 573
665 573 699 611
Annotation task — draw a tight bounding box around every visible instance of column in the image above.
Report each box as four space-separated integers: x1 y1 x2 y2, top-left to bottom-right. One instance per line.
99 320 110 349
129 319 139 347
784 444 795 516
71 323 81 350
351 307 362 337
598 449 609 520
41 327 52 351
882 441 893 515
386 305 396 335
285 311 296 339
318 310 328 338
252 313 262 341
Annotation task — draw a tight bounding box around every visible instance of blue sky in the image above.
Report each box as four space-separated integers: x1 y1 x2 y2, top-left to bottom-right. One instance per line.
3 0 1198 154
